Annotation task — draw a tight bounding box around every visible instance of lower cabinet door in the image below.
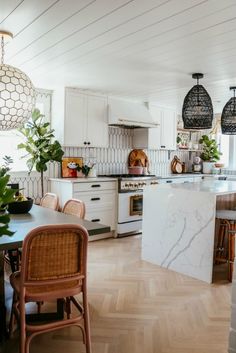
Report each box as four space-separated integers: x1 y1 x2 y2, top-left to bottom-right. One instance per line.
86 209 116 231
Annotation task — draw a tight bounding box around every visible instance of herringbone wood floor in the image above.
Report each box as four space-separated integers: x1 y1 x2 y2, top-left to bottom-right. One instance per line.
4 235 231 353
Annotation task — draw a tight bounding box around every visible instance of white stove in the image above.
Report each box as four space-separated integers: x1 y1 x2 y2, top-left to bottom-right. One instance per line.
98 174 159 237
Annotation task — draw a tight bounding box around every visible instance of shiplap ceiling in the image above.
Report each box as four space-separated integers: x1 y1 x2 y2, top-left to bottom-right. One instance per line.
2 0 236 112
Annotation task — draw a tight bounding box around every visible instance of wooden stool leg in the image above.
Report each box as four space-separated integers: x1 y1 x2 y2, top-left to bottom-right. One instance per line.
228 224 235 282
36 301 43 314
215 220 227 264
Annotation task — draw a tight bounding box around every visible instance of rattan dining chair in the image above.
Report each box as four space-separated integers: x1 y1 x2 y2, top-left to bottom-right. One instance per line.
5 194 59 273
40 192 59 211
62 199 86 219
9 224 91 353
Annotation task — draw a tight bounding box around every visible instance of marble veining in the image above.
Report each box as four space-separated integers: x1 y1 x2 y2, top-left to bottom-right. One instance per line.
142 186 217 283
161 217 187 266
165 210 215 269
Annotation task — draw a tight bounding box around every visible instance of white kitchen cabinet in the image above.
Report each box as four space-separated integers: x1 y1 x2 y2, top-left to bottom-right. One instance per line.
64 89 87 147
133 106 177 150
86 94 109 147
50 179 117 236
159 108 177 150
53 88 109 147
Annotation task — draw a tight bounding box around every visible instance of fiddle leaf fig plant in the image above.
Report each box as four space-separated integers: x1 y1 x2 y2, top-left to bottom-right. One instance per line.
0 155 13 177
18 109 64 197
0 157 16 237
199 135 221 162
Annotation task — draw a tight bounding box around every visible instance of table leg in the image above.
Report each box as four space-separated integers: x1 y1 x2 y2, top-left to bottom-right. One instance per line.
0 250 7 343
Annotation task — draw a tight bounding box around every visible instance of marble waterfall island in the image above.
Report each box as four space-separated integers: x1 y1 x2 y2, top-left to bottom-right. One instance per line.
142 180 236 283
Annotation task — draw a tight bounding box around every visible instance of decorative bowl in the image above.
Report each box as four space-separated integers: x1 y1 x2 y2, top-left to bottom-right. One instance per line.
215 163 224 168
128 166 144 175
8 197 33 214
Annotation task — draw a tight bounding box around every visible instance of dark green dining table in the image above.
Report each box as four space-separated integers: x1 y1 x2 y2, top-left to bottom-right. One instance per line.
0 205 110 343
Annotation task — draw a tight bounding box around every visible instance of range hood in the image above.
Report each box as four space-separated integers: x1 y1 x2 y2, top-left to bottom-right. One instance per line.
108 97 158 128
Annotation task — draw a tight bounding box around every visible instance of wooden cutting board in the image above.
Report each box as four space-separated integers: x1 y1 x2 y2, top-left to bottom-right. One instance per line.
128 149 149 168
171 155 183 174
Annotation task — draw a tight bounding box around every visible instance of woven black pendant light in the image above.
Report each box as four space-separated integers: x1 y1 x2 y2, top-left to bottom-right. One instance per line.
182 73 213 130
221 86 236 135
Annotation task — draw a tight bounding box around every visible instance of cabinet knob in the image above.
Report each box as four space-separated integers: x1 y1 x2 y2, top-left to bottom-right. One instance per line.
161 145 166 148
88 142 91 145
84 141 87 145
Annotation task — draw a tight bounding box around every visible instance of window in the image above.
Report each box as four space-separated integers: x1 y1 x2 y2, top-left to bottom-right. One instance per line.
219 134 229 167
0 89 52 172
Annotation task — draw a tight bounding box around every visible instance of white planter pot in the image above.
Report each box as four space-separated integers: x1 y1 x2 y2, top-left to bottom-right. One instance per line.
202 162 215 174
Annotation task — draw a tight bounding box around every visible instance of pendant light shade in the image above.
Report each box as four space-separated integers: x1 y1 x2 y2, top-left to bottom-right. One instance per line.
182 73 213 130
0 31 35 130
221 86 236 135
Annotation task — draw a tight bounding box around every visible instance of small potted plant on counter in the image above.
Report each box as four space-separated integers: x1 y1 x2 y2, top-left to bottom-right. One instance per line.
199 135 221 174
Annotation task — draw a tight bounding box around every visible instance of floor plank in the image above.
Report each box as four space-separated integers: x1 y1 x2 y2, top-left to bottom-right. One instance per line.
4 235 231 353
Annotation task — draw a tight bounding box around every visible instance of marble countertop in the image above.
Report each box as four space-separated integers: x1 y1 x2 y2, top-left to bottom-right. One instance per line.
160 173 204 179
50 174 227 183
157 180 236 195
50 177 117 183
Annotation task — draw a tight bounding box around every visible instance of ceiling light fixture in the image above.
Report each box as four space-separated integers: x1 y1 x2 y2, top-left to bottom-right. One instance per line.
182 73 213 130
0 30 36 130
221 86 236 135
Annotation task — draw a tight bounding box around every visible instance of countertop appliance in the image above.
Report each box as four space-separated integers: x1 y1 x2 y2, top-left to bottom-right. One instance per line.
98 174 159 237
192 156 202 173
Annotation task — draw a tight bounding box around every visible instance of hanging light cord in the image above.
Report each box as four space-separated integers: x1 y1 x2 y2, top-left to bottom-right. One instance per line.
1 35 4 64
196 76 200 105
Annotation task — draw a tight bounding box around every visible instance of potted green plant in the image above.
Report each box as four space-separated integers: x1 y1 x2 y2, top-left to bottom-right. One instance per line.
0 156 16 237
18 109 64 198
76 163 95 177
199 135 221 174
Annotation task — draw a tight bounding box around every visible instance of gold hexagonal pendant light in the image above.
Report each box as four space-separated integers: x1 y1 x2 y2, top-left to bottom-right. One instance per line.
0 30 36 130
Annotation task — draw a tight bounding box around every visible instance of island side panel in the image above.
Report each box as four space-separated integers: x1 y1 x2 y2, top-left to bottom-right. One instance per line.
142 186 216 283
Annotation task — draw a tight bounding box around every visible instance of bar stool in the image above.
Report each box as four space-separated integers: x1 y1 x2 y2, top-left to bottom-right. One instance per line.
215 210 236 282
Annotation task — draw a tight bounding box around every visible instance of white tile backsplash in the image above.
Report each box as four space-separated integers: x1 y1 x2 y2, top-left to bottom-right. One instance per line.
63 127 199 176
8 127 201 202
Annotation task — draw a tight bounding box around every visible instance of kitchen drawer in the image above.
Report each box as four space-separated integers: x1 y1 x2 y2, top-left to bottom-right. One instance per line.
73 181 116 193
86 209 116 231
73 190 116 209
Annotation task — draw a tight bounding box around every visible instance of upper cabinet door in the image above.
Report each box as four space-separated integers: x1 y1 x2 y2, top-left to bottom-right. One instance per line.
64 89 108 147
133 105 177 150
64 89 87 146
87 95 108 148
148 106 162 149
160 110 177 150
